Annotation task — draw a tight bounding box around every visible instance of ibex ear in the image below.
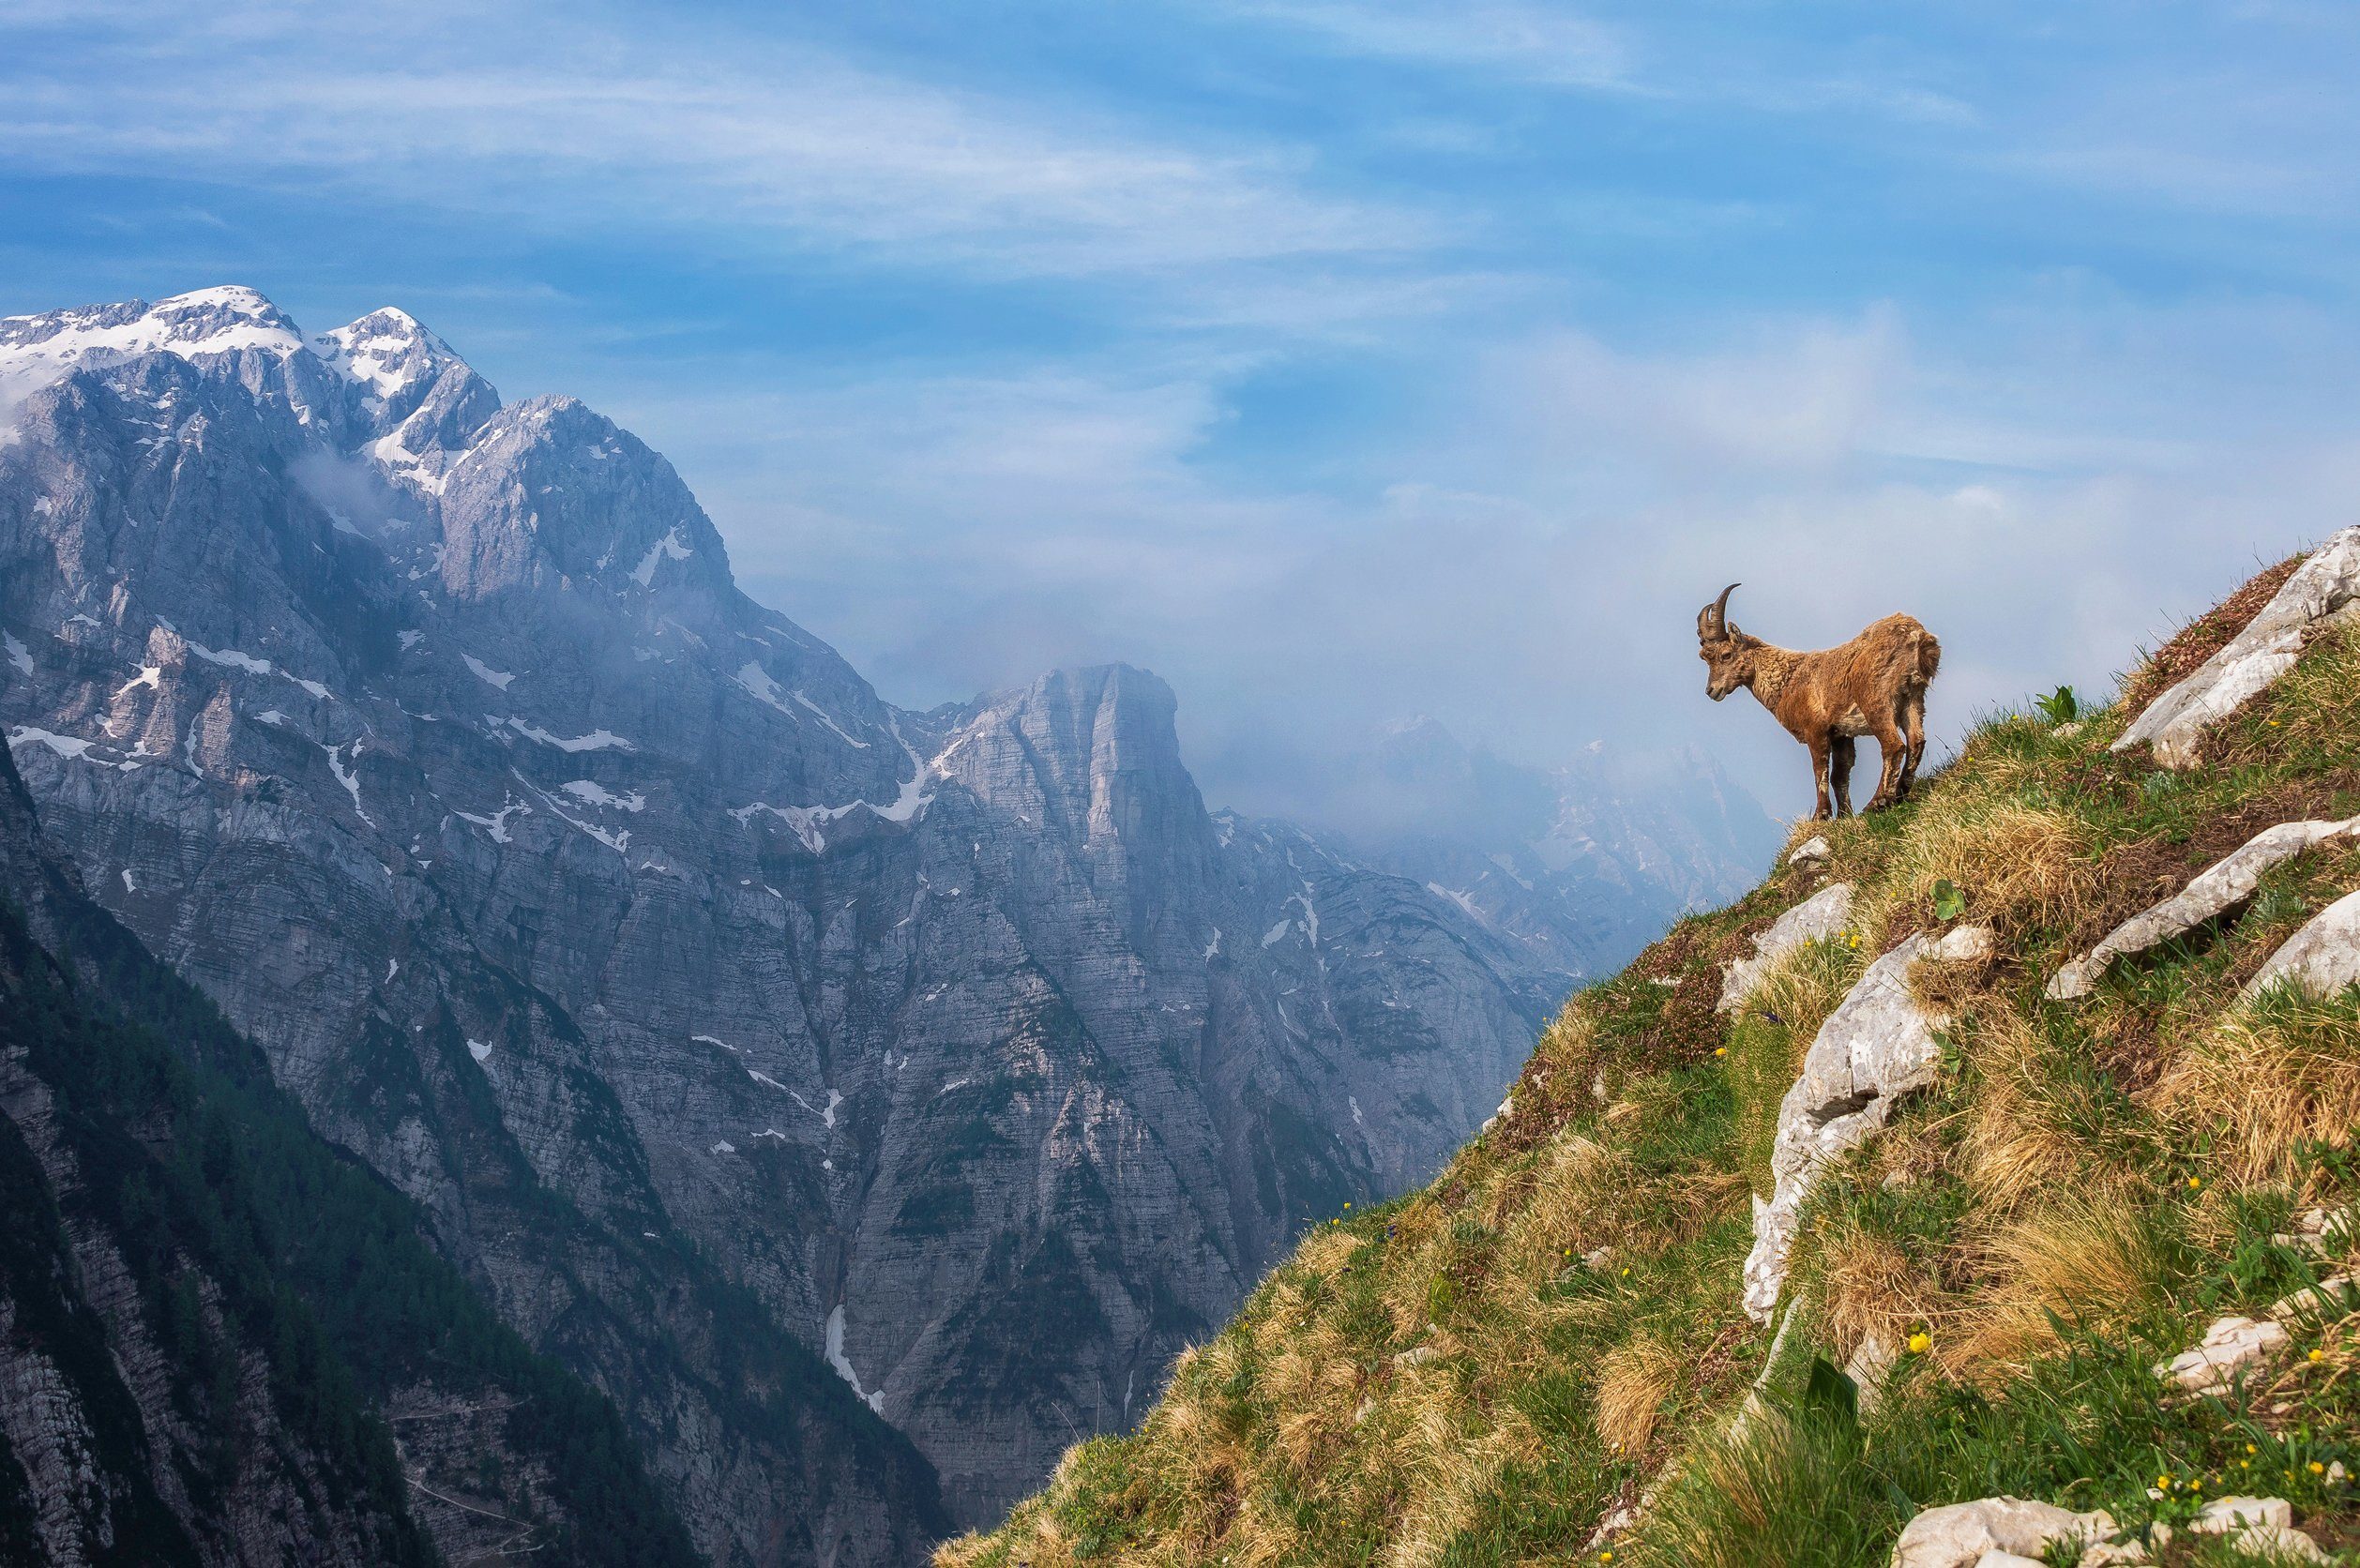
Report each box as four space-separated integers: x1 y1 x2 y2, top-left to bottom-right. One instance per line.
1696 606 1717 642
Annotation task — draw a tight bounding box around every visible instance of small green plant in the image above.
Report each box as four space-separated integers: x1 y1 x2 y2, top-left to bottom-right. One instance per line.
2249 886 2311 929
1931 880 1967 922
2035 686 2080 725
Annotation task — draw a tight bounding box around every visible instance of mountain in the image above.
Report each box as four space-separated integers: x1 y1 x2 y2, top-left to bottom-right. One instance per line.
0 738 711 1568
0 287 1598 1541
1323 716 1784 980
959 537 2360 1564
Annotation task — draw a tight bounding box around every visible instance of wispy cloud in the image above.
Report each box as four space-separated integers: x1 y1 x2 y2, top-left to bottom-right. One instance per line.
1203 0 1974 126
0 3 1428 285
1215 1 1637 90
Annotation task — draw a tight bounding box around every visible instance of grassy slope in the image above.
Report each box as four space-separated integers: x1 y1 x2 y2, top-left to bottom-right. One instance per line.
950 552 2360 1568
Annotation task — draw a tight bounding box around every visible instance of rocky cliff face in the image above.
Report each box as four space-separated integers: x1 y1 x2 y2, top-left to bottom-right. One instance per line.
0 287 1578 1537
0 740 716 1568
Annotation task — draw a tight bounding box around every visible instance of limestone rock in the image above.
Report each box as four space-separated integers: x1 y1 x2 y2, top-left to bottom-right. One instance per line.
1844 1333 1899 1418
2191 1497 2293 1532
1890 1497 2115 1568
2274 1207 2355 1254
2264 1275 2355 1325
1717 882 1854 1014
2048 817 2360 1000
1743 927 1989 1322
2078 1530 2165 1567
2115 523 2360 768
2225 1523 2329 1562
2156 1316 2289 1394
1788 835 1831 866
2246 887 2360 1001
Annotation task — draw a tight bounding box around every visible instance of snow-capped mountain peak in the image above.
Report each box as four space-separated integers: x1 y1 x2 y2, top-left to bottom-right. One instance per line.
312 306 469 403
0 282 321 415
0 284 308 400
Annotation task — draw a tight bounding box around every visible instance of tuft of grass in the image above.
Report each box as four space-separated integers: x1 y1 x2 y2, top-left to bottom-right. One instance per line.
1871 795 2096 938
1959 1203 2175 1369
1596 1333 1687 1454
2154 985 2360 1194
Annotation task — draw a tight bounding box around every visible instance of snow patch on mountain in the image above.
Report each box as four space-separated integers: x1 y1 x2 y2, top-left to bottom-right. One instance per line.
463 653 514 690
632 525 693 587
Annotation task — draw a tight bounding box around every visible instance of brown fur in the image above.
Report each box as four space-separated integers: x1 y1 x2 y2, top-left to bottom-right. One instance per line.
1696 585 1942 821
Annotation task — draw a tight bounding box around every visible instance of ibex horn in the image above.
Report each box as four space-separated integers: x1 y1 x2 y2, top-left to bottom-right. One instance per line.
1709 581 1740 637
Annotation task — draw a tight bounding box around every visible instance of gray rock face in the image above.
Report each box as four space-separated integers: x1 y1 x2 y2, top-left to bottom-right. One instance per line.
2246 886 2360 1000
2115 524 2360 769
1717 882 1853 1014
2047 817 2360 1001
0 288 1573 1538
0 1043 405 1568
1744 925 1989 1322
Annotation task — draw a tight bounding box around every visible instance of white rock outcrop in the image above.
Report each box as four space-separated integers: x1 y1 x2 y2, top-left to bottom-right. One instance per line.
1788 835 1832 867
2226 1523 2330 1562
2047 817 2360 1000
1718 882 1854 1014
1743 925 1991 1322
2115 523 2360 769
2192 1497 2293 1532
2275 1206 2355 1254
2183 1498 2328 1562
2155 1315 2289 1394
2246 886 2360 1001
1889 1497 2115 1568
2265 1274 2356 1326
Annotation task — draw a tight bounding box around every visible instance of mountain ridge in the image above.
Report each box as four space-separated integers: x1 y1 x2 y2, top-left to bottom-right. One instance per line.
0 283 1715 1542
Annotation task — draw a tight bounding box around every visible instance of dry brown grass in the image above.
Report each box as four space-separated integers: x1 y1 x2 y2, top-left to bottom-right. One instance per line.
1959 1012 2147 1214
1872 797 2096 937
2153 991 2360 1191
1954 1204 2168 1370
1596 1333 1687 1453
1383 1407 1543 1568
1811 1212 1947 1364
1643 1409 1809 1568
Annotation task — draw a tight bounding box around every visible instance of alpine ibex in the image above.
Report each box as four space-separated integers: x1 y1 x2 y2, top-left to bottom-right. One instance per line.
1696 583 1941 820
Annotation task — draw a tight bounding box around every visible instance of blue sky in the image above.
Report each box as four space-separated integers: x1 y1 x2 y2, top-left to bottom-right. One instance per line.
5 2 2358 820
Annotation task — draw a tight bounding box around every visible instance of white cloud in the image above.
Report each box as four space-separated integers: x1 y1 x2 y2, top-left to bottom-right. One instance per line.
0 3 1426 284
1217 1 1636 90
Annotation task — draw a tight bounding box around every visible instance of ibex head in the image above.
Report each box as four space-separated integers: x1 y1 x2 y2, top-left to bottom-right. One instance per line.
1696 581 1752 701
